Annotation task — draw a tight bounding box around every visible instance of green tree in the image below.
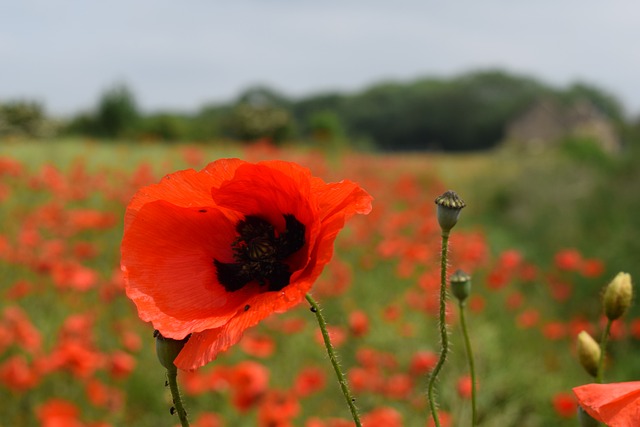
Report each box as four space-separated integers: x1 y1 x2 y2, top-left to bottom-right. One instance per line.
0 100 53 138
94 83 139 138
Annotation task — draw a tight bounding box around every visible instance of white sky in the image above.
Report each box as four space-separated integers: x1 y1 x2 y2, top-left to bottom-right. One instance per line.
2 1 639 117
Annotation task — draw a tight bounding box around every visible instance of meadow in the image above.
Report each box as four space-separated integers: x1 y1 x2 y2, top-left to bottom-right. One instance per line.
0 138 638 427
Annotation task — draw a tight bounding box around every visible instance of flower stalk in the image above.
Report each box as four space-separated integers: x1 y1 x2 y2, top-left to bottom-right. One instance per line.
166 366 190 427
451 269 477 426
306 293 362 427
429 190 465 427
596 319 612 384
427 230 451 427
458 299 477 426
155 331 190 426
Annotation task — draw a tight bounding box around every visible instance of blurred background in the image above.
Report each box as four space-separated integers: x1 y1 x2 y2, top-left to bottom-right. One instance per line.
2 2 640 426
2 1 640 146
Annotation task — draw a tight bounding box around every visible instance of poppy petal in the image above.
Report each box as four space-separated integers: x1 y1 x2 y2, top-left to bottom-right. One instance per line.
174 289 303 370
125 158 246 228
313 178 374 221
122 200 258 338
574 382 640 426
212 162 314 230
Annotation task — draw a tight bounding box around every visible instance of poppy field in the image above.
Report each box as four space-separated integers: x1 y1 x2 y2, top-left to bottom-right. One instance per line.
1 138 638 427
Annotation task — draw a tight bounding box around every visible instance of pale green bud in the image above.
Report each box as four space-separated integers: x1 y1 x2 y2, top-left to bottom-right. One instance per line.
576 330 601 378
603 272 633 321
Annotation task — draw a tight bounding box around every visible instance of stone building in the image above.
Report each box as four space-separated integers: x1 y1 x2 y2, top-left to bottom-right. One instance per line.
504 98 620 153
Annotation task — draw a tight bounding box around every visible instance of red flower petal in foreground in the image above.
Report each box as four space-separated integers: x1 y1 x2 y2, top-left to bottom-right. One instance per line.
573 381 640 427
121 159 372 370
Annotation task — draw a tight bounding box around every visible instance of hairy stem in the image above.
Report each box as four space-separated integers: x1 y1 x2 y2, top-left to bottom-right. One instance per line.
428 231 450 427
459 300 477 426
306 293 362 427
166 367 190 427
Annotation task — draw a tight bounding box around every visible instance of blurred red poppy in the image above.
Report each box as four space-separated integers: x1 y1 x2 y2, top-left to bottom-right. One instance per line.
361 406 403 427
121 158 372 370
294 366 326 397
37 399 83 427
552 391 577 418
573 381 640 427
230 361 270 411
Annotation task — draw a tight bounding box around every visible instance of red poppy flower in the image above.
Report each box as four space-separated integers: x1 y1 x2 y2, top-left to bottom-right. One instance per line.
573 381 640 426
121 158 372 370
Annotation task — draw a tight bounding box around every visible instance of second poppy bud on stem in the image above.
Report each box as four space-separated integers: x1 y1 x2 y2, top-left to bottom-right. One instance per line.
450 269 472 303
576 331 601 378
603 272 633 321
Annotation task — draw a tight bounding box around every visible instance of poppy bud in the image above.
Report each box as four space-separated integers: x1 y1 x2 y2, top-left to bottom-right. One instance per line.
450 269 471 303
603 272 633 321
576 331 601 378
434 190 466 233
154 330 190 372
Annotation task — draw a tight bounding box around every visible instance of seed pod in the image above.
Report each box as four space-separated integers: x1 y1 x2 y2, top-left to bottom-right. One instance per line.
434 190 466 233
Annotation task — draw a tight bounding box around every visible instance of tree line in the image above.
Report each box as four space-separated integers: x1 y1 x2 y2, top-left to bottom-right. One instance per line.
1 70 633 151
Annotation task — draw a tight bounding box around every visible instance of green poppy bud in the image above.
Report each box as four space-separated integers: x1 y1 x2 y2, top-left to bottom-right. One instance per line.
450 269 472 303
576 330 601 378
603 272 633 321
154 330 190 372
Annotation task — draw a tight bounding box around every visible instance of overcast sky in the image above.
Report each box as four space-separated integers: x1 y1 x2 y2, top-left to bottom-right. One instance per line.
2 1 639 117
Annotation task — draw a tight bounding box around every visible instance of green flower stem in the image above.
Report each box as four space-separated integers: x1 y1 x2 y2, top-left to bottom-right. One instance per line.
428 231 451 427
166 366 190 427
306 293 362 427
458 300 477 426
596 319 613 384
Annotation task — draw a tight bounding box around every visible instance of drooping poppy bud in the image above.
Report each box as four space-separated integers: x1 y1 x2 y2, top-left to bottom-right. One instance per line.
603 272 633 321
576 331 601 378
434 190 466 233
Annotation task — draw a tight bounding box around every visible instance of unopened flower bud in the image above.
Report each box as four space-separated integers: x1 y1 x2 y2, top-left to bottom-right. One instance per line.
450 269 471 303
154 330 190 372
434 190 466 233
576 331 601 378
603 272 633 321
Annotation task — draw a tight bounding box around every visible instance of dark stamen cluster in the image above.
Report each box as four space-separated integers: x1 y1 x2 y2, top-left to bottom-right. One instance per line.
215 214 305 292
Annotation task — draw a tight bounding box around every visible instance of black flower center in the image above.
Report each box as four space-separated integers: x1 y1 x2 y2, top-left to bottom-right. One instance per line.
214 214 305 292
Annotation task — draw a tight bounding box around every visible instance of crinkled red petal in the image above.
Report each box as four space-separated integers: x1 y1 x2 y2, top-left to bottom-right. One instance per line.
125 159 246 228
123 200 257 338
574 382 640 426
